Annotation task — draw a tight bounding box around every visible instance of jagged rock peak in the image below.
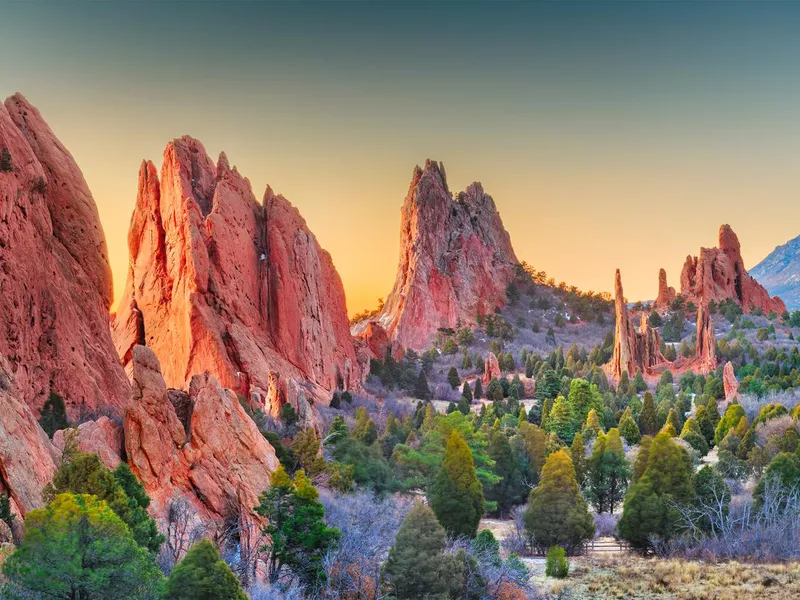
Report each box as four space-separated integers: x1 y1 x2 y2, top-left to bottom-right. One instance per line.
356 159 518 350
679 224 785 315
695 303 717 373
112 137 360 412
0 93 129 418
654 268 676 309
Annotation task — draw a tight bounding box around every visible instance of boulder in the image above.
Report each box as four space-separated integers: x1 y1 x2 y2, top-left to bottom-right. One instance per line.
112 138 361 416
482 352 502 385
723 361 739 402
0 94 129 418
52 416 123 469
124 345 279 525
354 160 518 350
679 225 786 315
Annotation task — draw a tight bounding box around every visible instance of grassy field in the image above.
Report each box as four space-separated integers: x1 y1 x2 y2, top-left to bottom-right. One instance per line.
536 554 800 599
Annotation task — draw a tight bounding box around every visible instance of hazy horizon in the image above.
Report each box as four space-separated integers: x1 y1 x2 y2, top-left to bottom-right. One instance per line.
4 2 800 315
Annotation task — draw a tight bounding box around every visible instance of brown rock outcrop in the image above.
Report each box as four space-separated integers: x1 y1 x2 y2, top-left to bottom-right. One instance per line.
52 417 123 469
695 303 717 374
610 270 668 381
0 354 58 518
355 160 518 350
679 225 786 315
0 94 129 417
124 345 279 524
112 137 360 413
482 352 502 385
723 361 739 401
654 268 676 310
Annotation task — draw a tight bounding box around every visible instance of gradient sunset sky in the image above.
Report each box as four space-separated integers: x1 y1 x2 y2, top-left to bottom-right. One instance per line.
3 2 800 315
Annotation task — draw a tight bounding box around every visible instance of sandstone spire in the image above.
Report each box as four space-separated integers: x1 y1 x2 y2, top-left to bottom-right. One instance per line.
112 137 361 412
355 160 518 350
0 94 129 418
695 303 717 373
723 361 739 401
654 268 676 310
610 270 668 382
680 224 785 315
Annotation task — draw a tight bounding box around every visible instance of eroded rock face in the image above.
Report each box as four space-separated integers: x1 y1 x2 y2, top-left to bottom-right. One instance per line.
124 345 278 524
654 268 676 310
112 138 360 413
610 270 668 381
723 361 739 401
679 225 786 315
0 94 129 418
0 354 58 518
52 417 123 469
357 160 517 350
695 303 717 374
482 352 502 385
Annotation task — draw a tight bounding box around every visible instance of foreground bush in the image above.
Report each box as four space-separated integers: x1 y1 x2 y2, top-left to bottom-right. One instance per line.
545 546 568 578
164 539 246 600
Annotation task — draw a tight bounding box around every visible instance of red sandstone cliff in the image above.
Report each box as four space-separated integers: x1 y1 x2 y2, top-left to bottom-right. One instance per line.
0 94 129 418
355 160 518 350
678 225 785 315
112 137 360 413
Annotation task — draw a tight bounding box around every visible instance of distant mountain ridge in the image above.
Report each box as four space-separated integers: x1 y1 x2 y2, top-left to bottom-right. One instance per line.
751 234 800 311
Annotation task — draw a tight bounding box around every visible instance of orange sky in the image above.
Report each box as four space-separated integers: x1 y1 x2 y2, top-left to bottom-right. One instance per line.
3 3 800 316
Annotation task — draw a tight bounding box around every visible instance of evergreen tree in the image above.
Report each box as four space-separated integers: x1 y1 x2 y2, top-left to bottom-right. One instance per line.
486 429 525 516
429 431 485 537
639 392 658 436
447 367 461 390
473 378 483 400
618 432 694 549
382 502 461 599
680 417 710 455
695 405 716 446
45 448 163 553
523 449 594 553
164 540 247 600
705 397 721 429
457 395 471 415
414 370 432 400
38 392 70 437
715 403 746 445
618 407 641 445
255 467 341 589
568 379 603 433
353 407 378 445
517 422 547 481
548 396 576 444
461 381 473 403
586 429 630 514
632 436 652 483
665 408 681 435
292 428 328 475
570 433 587 488
692 466 730 534
3 494 163 599
541 397 553 430
582 409 602 442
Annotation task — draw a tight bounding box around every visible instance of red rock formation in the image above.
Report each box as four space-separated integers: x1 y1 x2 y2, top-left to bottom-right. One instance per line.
654 268 676 310
52 417 123 469
112 137 360 411
0 354 58 518
695 303 717 374
610 270 668 381
124 345 279 524
723 361 739 401
356 160 518 350
482 352 502 385
0 94 129 417
680 225 786 315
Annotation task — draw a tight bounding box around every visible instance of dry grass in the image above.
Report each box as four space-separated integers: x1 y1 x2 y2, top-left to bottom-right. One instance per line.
539 554 800 599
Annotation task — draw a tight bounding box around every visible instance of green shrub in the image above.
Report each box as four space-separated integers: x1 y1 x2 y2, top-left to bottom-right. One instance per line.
545 546 568 578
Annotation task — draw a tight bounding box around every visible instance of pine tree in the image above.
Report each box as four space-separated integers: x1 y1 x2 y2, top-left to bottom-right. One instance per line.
414 370 432 400
570 433 587 488
568 379 603 433
618 432 694 549
541 397 553 430
632 436 652 483
705 397 721 429
715 402 746 445
639 392 658 436
582 409 602 442
461 381 473 403
680 417 710 455
517 422 546 481
382 503 461 599
473 378 483 400
523 449 594 553
618 407 641 445
164 540 247 599
486 429 524 516
256 467 340 589
38 392 70 437
548 396 576 444
448 367 461 390
353 407 378 445
429 431 485 537
586 429 630 514
695 405 715 446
